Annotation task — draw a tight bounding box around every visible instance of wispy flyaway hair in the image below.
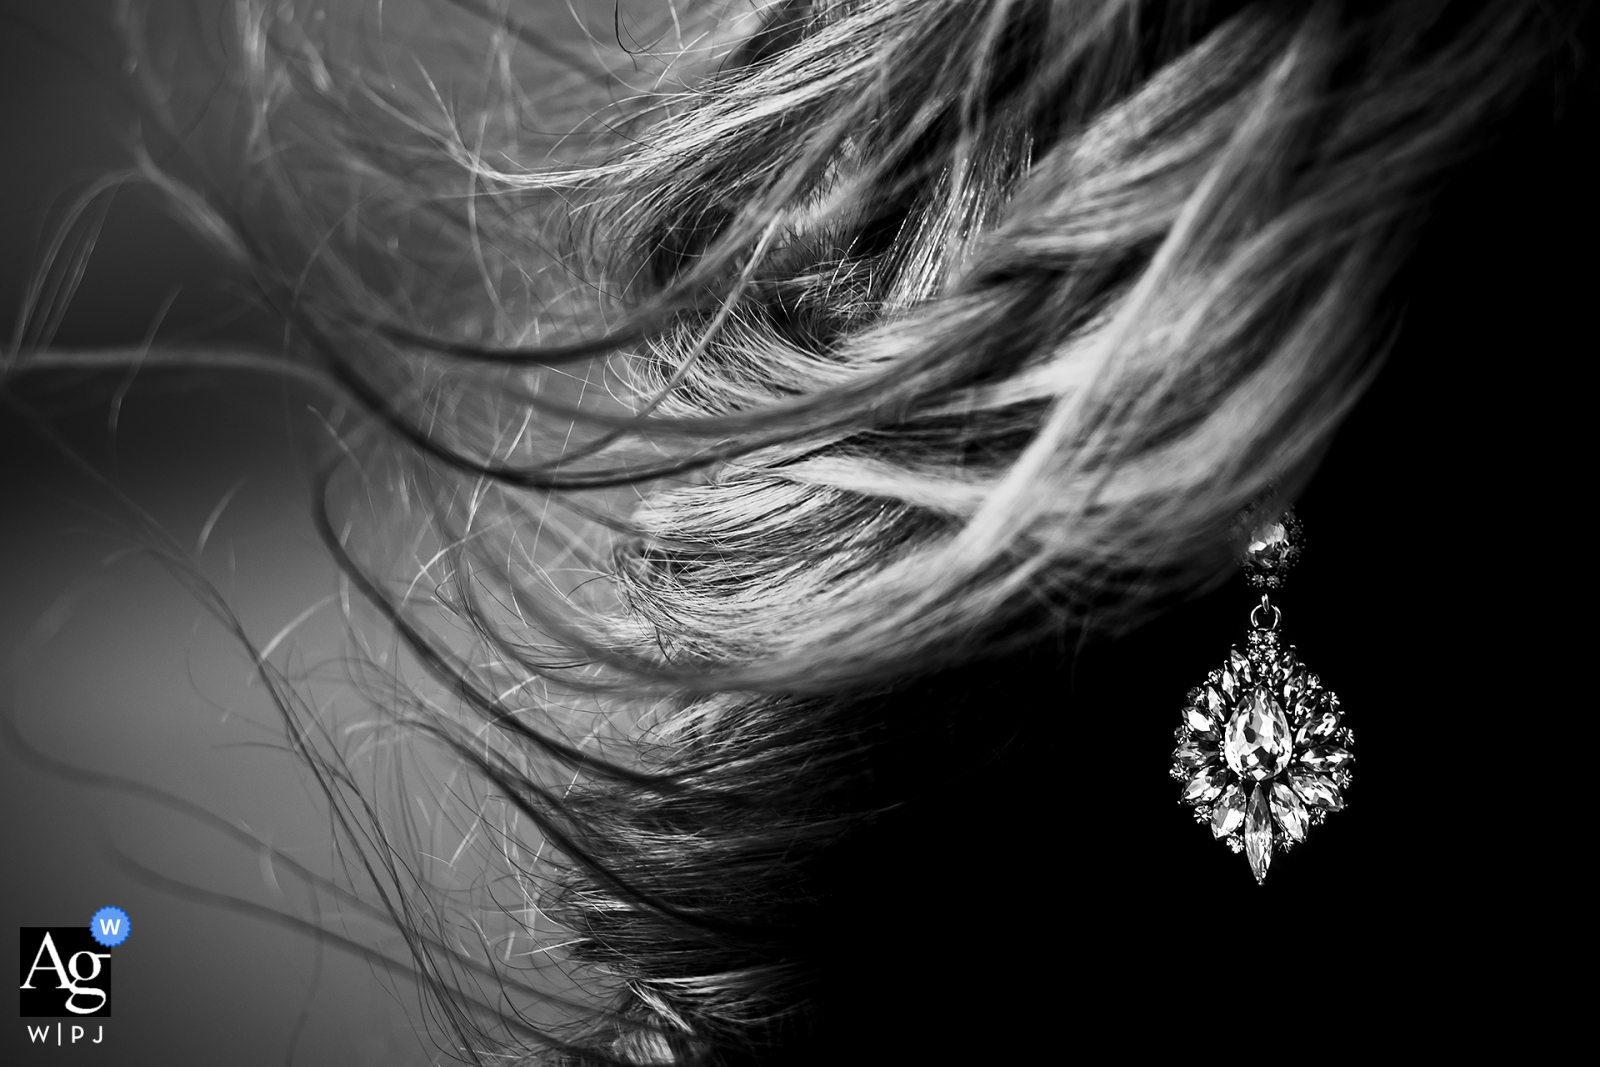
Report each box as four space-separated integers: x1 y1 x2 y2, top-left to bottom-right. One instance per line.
10 0 1583 1063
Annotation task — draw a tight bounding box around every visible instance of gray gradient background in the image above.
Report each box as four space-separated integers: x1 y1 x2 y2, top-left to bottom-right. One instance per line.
2 3 432 1063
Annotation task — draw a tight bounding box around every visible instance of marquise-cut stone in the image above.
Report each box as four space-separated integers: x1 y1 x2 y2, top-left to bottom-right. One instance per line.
1270 781 1308 842
1224 688 1294 781
1211 784 1245 839
1300 746 1353 773
1290 772 1345 811
1229 649 1252 680
1281 667 1307 707
1296 707 1340 747
1185 707 1220 737
1182 765 1226 804
1220 669 1238 700
1173 740 1217 768
1245 785 1272 884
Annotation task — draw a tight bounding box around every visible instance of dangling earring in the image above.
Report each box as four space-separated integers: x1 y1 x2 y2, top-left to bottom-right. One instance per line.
1169 508 1354 883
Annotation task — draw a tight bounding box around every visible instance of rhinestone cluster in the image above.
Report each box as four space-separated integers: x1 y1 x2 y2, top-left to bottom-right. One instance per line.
1238 509 1304 590
1170 626 1352 883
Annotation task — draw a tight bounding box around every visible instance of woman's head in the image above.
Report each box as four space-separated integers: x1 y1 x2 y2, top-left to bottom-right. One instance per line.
8 1 1586 1062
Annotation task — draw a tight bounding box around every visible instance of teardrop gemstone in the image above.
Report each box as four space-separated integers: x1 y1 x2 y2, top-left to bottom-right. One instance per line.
1225 687 1294 781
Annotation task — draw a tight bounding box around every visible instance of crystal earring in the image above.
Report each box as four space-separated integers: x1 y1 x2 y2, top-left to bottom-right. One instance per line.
1169 508 1354 883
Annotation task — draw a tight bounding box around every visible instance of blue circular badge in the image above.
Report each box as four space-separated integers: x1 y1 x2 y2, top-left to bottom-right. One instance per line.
89 906 131 948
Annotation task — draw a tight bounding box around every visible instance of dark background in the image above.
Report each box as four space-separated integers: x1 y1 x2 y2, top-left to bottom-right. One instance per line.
1058 33 1594 1030
2 2 1592 1061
